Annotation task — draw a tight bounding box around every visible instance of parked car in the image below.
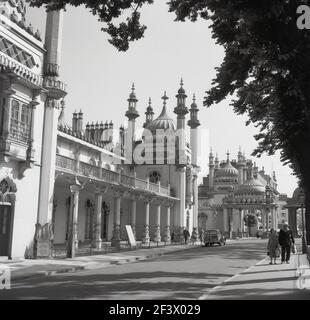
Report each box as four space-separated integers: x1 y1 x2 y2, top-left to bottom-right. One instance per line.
204 229 226 246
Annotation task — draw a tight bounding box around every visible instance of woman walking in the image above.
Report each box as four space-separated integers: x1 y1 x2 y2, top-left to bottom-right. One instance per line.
267 228 279 265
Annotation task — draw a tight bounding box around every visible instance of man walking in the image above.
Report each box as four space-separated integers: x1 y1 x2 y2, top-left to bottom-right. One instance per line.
278 222 295 264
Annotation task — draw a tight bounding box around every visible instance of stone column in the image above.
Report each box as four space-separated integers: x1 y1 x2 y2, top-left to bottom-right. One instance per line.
143 200 150 244
223 208 229 234
26 95 39 161
164 204 171 244
270 207 276 229
265 209 270 231
92 187 103 250
37 99 60 231
154 203 161 242
261 210 266 232
67 185 81 258
111 191 122 248
131 196 137 238
0 82 15 140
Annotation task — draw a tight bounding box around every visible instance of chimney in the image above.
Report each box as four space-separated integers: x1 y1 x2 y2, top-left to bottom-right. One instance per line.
77 109 83 132
72 111 77 132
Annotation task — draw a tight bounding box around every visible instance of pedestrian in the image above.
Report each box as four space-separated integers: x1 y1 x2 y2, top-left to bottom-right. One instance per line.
278 222 295 264
267 228 279 265
183 228 190 245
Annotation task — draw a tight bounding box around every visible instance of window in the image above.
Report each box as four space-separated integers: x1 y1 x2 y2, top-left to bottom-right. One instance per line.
10 99 31 142
149 171 161 183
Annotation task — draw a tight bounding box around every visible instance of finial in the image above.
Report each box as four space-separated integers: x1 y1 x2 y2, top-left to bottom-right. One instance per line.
227 150 230 161
162 91 169 106
148 97 152 106
180 78 184 87
131 83 135 92
193 94 196 102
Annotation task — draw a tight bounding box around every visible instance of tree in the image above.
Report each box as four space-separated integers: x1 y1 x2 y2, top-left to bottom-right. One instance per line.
28 0 310 244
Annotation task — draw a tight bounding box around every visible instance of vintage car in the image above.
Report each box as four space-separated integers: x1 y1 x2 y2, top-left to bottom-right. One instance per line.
204 229 226 246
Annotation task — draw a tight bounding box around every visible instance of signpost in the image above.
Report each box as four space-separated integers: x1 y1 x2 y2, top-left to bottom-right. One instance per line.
125 225 136 249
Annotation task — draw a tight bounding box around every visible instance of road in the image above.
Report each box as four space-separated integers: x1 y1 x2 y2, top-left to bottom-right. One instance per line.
0 239 269 300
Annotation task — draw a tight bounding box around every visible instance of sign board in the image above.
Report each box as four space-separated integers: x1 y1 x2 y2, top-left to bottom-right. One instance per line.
125 225 136 248
37 240 51 257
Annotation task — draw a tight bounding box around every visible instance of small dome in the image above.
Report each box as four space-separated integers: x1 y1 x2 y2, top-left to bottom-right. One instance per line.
235 178 266 195
216 161 239 178
146 105 176 132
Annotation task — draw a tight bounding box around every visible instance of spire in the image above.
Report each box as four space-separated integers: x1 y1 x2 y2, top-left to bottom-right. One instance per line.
188 93 200 129
209 148 214 166
58 99 66 126
174 78 189 122
144 97 154 128
125 83 139 120
162 91 169 109
226 150 230 163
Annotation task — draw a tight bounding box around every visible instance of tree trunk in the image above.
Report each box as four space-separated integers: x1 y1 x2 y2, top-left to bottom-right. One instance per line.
305 187 310 245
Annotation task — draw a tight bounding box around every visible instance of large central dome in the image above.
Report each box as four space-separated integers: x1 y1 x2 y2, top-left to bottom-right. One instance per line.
145 92 176 133
146 105 176 132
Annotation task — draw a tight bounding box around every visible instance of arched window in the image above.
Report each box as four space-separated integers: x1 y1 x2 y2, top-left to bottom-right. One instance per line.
10 99 30 142
149 171 161 183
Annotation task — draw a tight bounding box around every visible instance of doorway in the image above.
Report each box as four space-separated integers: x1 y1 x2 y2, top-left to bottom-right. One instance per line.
0 205 12 256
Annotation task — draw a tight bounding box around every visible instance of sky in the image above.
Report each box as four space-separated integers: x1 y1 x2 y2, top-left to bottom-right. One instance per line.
26 1 298 196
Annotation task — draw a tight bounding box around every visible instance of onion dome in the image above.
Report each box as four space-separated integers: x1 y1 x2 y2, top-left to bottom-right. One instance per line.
146 92 176 132
27 23 34 35
34 29 42 41
235 178 266 195
58 99 69 129
292 187 304 199
215 152 238 182
178 78 186 94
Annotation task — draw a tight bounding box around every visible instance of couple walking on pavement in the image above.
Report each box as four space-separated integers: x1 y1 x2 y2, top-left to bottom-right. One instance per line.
267 222 295 265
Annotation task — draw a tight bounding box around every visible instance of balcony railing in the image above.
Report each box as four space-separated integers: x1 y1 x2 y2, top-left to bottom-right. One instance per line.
55 154 171 197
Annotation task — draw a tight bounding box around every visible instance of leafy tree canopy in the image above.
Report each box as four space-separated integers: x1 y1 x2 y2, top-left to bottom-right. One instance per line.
28 0 310 191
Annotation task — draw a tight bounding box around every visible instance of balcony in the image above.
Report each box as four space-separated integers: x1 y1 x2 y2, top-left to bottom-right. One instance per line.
55 154 171 197
0 51 42 87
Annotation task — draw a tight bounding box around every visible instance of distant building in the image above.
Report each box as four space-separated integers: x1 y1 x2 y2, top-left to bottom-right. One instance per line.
198 149 280 237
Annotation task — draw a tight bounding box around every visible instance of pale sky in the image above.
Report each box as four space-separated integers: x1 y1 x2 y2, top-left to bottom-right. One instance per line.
26 1 298 196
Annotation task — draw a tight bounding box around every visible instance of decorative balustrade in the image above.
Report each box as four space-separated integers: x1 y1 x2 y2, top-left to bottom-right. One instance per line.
56 154 76 172
79 161 101 178
55 154 171 197
43 78 67 92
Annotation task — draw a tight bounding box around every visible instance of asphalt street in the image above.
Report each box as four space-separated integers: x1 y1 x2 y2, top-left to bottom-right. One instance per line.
0 239 269 300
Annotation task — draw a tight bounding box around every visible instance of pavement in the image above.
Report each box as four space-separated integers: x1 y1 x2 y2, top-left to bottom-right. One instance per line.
0 242 204 281
199 251 310 300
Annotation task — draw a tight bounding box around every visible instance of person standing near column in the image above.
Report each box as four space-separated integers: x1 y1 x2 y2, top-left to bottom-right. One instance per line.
278 222 295 264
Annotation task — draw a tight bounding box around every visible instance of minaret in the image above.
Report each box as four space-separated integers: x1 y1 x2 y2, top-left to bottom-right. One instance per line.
143 97 154 128
173 79 189 232
187 94 200 167
237 146 245 185
37 8 66 258
215 153 220 170
174 78 189 131
209 148 215 189
125 83 139 164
